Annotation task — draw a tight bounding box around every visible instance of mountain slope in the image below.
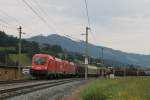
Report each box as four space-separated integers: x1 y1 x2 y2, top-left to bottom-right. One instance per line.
27 34 150 67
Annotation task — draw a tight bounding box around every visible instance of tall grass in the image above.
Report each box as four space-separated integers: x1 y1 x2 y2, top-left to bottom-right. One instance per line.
81 77 150 100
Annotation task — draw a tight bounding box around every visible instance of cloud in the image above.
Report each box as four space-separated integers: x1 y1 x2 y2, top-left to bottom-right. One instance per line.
0 0 150 54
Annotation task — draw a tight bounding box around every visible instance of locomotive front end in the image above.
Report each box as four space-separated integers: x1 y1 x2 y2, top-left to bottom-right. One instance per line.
30 54 48 78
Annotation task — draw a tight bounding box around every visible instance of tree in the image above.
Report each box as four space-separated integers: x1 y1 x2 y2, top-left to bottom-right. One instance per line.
0 31 18 47
50 45 63 54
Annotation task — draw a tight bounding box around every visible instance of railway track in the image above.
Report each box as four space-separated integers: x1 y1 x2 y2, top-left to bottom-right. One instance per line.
0 78 83 99
0 79 35 85
0 79 48 85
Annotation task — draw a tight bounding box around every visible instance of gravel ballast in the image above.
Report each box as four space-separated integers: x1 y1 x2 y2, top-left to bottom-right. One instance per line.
6 80 86 100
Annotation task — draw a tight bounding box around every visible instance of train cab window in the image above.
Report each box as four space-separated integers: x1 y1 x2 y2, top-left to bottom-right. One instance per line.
34 57 46 65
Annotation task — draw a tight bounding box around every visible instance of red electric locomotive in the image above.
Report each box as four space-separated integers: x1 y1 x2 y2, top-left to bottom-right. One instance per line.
30 54 76 78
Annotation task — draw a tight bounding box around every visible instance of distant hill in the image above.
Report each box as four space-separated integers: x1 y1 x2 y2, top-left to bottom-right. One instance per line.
28 34 150 67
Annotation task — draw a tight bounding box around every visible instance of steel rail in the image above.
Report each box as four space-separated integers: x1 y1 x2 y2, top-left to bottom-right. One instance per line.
0 78 83 99
0 79 35 85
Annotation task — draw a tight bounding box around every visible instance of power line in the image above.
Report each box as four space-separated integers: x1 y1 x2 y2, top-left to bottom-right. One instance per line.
84 0 92 58
22 0 83 42
0 9 37 33
84 0 91 28
30 0 61 33
22 0 75 38
84 1 105 66
0 18 17 30
31 0 53 21
25 0 83 41
22 0 56 32
0 9 20 26
0 18 10 25
84 0 103 61
84 0 95 42
0 12 16 28
84 0 99 44
31 0 80 39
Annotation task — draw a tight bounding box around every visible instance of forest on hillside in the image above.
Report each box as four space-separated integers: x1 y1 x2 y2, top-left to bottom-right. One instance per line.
0 31 86 66
0 31 140 69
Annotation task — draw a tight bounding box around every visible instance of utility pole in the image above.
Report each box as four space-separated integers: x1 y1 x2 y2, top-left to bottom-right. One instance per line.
101 48 104 66
17 26 22 78
82 27 90 80
64 49 67 60
100 48 104 76
124 67 126 77
136 67 139 76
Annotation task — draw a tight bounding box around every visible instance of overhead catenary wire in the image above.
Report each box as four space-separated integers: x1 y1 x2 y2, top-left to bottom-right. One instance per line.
31 0 57 26
0 0 98 67
2 0 83 43
84 0 104 62
84 0 91 28
29 0 60 34
0 18 10 26
84 0 92 59
0 9 20 26
84 0 101 44
0 9 40 35
0 11 16 29
23 0 82 41
34 0 83 41
30 0 82 41
22 0 96 43
22 0 57 33
0 18 17 30
22 0 82 41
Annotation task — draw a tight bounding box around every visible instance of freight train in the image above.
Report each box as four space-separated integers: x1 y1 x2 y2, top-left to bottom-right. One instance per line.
30 54 106 78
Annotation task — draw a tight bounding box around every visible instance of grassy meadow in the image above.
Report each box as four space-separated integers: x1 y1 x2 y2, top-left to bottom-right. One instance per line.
81 77 150 100
9 54 31 65
0 47 15 51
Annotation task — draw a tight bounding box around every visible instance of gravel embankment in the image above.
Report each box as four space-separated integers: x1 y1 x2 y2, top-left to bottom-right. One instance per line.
6 80 86 100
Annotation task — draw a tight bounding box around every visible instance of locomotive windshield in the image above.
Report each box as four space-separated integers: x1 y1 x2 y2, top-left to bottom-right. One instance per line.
34 57 46 65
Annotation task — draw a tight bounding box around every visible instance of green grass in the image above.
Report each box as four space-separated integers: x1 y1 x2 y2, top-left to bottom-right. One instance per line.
9 54 31 65
0 47 15 51
81 77 150 100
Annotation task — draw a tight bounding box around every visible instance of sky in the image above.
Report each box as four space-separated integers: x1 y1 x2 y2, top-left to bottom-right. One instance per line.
0 0 150 54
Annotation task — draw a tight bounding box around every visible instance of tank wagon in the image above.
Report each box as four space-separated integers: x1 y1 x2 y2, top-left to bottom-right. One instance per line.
30 54 104 78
